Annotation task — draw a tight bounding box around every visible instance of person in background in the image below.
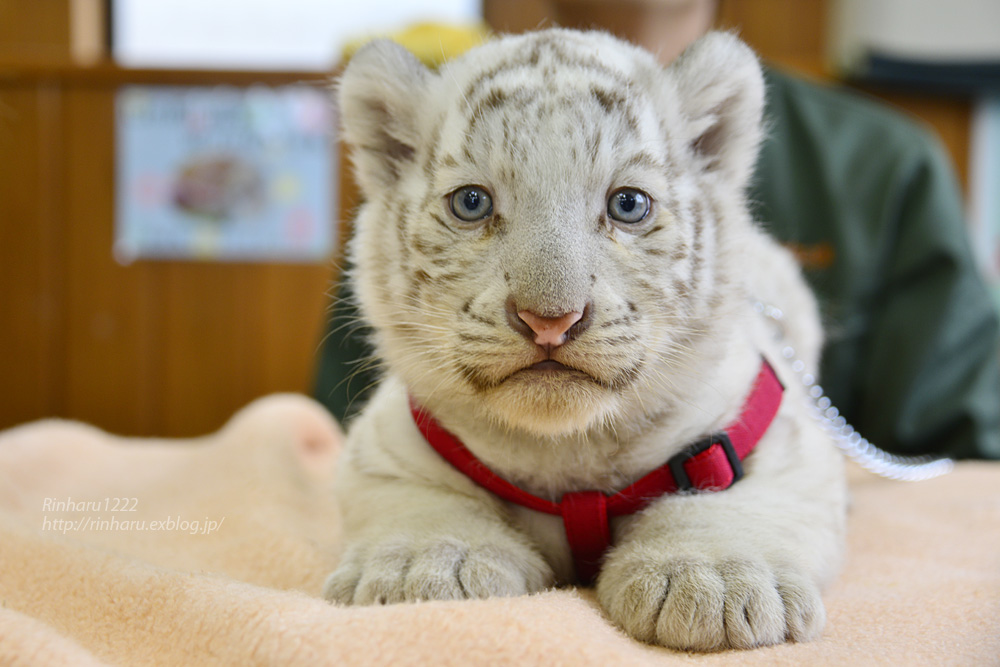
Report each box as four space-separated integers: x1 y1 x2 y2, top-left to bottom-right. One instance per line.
315 0 1000 459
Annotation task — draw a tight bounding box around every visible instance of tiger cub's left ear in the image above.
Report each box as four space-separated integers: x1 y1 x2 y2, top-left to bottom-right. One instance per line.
337 40 431 195
669 32 766 191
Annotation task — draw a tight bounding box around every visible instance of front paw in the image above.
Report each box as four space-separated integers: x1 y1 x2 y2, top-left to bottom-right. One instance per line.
597 553 825 650
324 536 553 605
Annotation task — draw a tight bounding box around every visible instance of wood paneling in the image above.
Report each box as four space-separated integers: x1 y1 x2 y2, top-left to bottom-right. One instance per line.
0 65 334 436
0 85 64 425
718 0 829 70
60 86 156 433
0 1 72 61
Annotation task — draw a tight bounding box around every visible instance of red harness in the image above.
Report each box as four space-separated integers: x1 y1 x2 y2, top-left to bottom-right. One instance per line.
410 359 784 584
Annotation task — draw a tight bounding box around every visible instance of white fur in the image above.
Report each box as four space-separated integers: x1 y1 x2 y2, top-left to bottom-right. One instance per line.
325 29 847 651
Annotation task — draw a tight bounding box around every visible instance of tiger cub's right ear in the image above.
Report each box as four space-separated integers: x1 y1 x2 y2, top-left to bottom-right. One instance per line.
337 40 430 193
668 31 765 193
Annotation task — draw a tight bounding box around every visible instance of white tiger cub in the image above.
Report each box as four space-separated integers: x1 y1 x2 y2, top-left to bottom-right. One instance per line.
324 28 847 651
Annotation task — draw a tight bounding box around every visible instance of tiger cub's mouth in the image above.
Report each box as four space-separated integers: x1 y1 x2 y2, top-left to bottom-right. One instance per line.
511 358 595 384
527 360 573 371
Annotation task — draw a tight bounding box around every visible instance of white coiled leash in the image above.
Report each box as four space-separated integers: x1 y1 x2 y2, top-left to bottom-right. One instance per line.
754 301 955 481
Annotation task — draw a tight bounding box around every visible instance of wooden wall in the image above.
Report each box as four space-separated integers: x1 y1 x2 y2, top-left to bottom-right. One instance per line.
0 0 976 436
0 66 337 436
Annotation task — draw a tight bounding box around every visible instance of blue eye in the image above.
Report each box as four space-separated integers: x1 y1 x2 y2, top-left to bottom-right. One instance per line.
608 188 651 224
449 186 493 222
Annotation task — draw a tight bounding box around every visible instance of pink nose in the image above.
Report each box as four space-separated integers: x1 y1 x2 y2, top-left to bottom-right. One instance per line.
516 310 584 347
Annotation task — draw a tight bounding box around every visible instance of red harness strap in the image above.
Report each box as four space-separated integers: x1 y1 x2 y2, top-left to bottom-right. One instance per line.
410 359 784 584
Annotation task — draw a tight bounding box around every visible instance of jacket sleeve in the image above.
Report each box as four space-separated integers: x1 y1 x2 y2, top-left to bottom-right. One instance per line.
854 135 1000 458
753 69 1000 459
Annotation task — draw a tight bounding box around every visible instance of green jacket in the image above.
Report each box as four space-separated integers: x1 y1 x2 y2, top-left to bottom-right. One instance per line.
315 68 1000 459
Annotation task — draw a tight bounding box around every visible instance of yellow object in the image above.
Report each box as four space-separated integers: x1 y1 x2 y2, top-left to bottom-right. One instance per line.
341 22 492 69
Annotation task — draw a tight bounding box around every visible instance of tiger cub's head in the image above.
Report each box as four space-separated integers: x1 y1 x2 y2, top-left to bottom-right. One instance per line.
339 29 765 436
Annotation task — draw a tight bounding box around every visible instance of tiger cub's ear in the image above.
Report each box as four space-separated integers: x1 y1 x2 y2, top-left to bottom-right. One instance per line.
669 31 765 192
337 40 430 194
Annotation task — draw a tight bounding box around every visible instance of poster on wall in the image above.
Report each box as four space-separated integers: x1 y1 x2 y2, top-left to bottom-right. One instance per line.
114 85 335 263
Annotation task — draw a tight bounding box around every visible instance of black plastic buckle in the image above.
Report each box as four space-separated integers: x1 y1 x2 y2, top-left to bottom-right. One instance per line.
668 432 744 492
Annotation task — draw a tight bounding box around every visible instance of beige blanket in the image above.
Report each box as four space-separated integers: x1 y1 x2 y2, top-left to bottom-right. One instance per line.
1 394 997 666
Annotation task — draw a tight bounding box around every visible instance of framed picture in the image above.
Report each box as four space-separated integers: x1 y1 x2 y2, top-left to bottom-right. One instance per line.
114 84 335 263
